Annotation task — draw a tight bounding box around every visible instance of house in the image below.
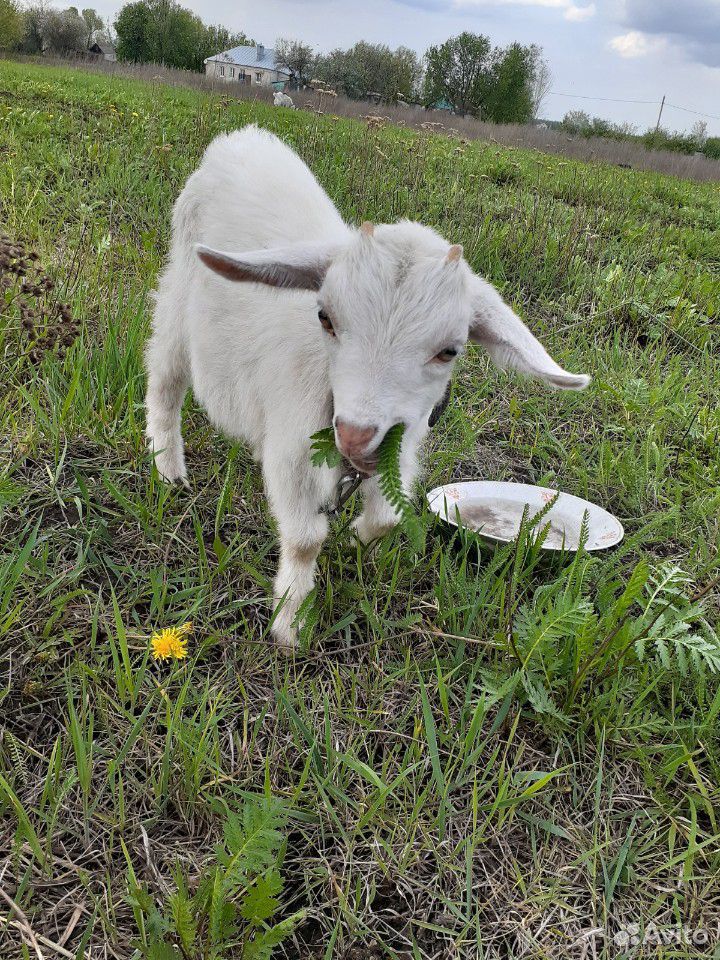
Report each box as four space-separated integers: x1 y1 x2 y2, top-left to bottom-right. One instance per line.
88 40 116 62
203 44 291 87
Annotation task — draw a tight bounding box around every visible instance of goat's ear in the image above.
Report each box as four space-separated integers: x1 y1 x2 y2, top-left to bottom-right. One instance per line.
468 275 590 390
195 240 343 291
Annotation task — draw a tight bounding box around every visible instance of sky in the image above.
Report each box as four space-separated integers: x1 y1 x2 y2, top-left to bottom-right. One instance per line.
90 0 720 134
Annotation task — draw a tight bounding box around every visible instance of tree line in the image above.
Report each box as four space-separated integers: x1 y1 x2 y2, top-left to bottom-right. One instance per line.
0 0 549 124
0 1 108 55
0 0 252 74
1 0 715 147
277 32 548 123
562 110 720 161
113 1 252 73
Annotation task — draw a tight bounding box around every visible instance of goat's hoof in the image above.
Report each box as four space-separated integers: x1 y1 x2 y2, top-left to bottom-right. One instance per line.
152 449 189 486
271 625 298 654
352 517 397 548
159 470 190 488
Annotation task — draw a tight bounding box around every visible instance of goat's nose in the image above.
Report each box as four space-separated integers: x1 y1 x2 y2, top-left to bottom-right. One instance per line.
335 420 378 457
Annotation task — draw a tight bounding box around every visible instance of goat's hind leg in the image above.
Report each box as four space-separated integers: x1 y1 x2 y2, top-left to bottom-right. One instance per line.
145 326 190 484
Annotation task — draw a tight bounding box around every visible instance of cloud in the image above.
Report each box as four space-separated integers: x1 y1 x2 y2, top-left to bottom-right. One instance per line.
622 0 720 67
453 0 596 17
564 4 595 22
609 30 666 58
393 0 448 9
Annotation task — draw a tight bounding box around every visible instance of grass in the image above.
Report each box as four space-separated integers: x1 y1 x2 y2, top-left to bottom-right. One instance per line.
0 60 719 959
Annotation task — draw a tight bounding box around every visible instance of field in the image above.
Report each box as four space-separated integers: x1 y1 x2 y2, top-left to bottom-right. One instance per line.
13 54 720 184
0 60 719 959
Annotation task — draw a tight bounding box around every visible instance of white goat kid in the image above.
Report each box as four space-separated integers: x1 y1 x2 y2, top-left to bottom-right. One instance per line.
145 125 589 649
272 91 295 109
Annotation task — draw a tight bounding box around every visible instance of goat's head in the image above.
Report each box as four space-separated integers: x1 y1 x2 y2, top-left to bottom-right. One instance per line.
197 222 589 475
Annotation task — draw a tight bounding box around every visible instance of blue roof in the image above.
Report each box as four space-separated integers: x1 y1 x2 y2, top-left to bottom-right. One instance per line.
204 44 291 75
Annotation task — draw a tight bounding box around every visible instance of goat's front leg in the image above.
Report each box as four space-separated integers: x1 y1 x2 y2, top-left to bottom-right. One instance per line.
353 476 401 545
353 431 423 546
264 447 332 650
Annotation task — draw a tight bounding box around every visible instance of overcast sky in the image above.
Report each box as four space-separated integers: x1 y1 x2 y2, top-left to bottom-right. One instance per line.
92 0 720 134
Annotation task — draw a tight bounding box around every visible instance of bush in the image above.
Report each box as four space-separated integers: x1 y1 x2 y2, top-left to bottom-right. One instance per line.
562 112 637 143
703 137 720 160
641 128 697 156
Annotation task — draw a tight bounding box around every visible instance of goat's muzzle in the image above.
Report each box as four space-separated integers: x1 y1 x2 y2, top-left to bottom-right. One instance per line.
335 419 380 475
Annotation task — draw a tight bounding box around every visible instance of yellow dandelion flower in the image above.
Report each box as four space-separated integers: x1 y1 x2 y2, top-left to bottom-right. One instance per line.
151 622 192 661
132 112 139 117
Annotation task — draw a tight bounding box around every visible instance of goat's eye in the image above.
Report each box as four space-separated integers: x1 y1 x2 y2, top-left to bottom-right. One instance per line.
434 347 458 363
318 309 335 336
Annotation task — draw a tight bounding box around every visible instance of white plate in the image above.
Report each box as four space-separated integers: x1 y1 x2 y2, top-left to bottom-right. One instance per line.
427 481 624 552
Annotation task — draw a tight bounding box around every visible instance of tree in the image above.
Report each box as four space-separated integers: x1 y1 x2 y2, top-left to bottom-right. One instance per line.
198 23 252 65
424 33 537 122
423 32 493 116
703 136 720 160
81 7 104 46
18 3 104 53
275 36 314 85
530 47 552 118
115 0 250 72
114 0 153 61
483 42 535 123
691 119 708 149
389 46 423 101
43 7 87 53
19 1 49 52
0 0 22 50
314 41 421 102
154 3 205 71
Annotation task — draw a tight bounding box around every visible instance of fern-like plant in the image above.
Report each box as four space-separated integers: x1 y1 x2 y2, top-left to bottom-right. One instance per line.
438 507 720 724
309 428 343 469
310 423 425 552
127 798 303 960
376 424 425 552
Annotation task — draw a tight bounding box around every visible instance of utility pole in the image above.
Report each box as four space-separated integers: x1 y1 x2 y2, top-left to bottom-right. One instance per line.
654 94 666 134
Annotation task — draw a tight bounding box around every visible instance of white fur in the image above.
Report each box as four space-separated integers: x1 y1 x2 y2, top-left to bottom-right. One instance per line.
146 125 589 648
273 91 295 108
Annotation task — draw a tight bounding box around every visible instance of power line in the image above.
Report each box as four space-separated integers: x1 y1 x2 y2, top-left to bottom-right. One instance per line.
548 90 720 123
665 101 720 122
548 91 658 104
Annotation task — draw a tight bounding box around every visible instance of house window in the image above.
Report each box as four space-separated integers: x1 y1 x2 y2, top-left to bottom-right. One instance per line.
229 67 235 79
219 64 225 77
255 72 262 83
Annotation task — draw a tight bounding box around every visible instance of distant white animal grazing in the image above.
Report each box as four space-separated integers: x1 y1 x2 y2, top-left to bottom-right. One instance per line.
145 125 589 649
273 91 295 109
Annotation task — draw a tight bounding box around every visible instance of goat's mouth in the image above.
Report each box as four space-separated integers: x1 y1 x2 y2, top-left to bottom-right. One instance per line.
345 454 379 477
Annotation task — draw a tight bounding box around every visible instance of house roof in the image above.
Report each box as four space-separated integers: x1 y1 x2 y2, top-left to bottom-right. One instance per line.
203 44 291 75
90 40 115 54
